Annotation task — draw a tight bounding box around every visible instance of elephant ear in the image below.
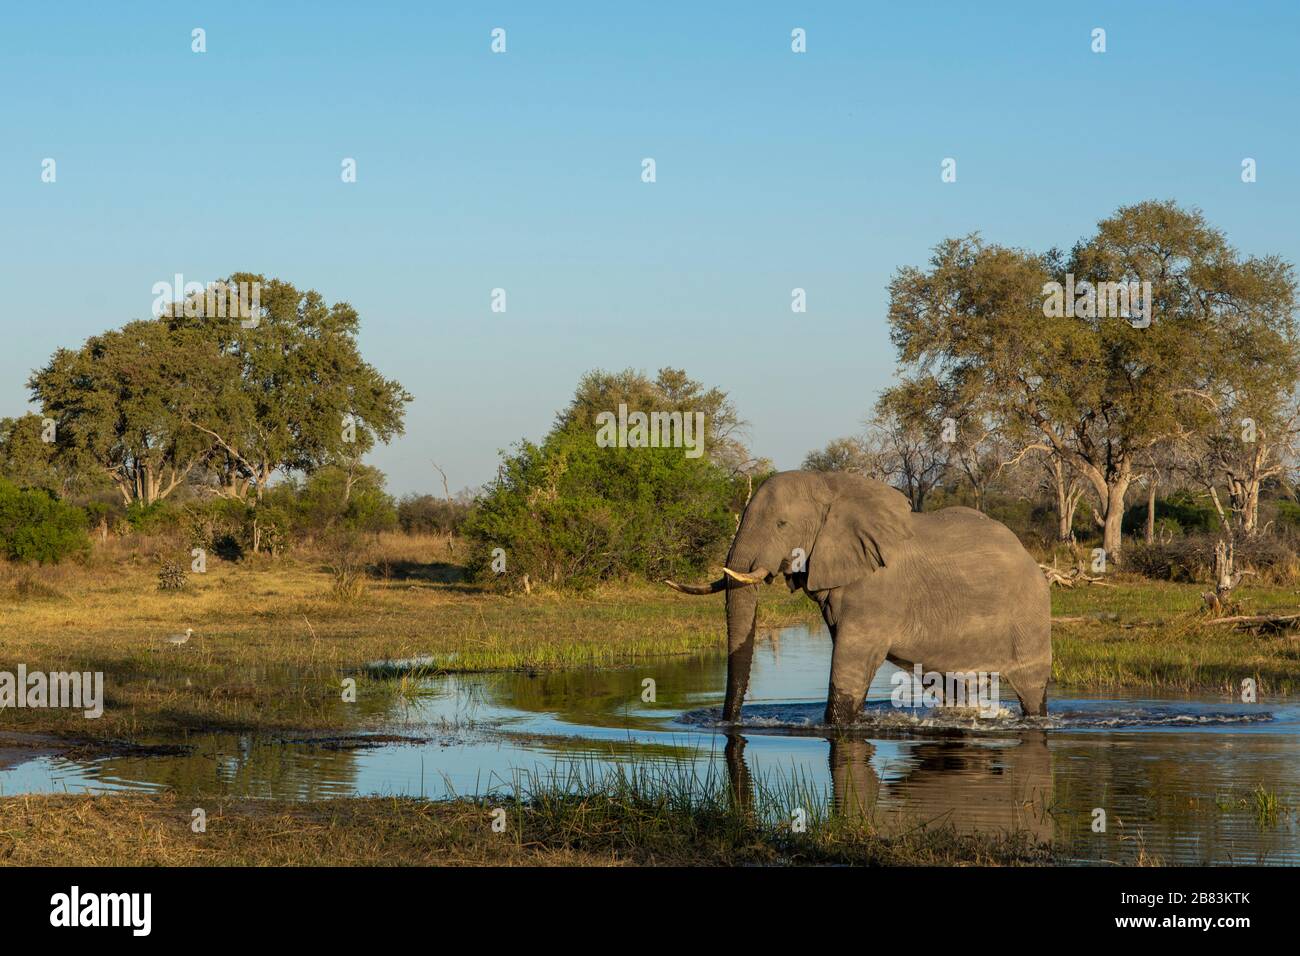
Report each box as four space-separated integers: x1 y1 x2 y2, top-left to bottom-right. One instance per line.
805 482 914 591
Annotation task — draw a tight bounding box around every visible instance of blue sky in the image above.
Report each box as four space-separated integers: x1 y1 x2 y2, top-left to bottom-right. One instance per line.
2 1 1297 495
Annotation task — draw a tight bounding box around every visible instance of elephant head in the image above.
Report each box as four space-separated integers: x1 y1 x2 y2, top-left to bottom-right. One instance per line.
666 471 914 723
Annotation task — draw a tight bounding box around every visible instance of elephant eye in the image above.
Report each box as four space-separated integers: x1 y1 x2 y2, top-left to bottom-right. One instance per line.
776 520 788 528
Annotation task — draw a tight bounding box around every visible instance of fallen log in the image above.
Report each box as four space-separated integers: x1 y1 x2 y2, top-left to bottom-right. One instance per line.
1054 609 1300 633
1203 612 1300 631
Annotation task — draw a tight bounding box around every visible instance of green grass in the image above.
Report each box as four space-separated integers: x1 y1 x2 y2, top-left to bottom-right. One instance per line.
1050 578 1300 695
1051 577 1300 617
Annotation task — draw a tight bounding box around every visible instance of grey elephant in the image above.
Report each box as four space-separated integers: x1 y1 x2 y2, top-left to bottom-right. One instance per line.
667 471 1051 725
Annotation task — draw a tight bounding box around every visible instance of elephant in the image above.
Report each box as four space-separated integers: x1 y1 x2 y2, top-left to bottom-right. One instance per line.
666 471 1051 725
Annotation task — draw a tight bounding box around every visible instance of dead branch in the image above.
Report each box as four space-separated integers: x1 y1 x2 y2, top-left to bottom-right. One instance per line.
1038 563 1115 588
1203 612 1300 632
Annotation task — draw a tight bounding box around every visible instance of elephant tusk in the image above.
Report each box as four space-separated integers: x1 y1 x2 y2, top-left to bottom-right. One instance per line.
664 577 726 594
723 566 770 585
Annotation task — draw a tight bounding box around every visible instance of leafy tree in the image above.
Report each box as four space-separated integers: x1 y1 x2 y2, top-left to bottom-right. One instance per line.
29 319 217 506
802 436 883 476
272 463 398 537
558 368 768 476
888 201 1297 561
398 493 473 534
28 274 410 554
164 274 411 502
0 414 64 493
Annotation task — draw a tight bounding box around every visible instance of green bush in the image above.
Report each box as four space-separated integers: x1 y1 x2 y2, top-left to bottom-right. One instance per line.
1125 532 1295 583
183 498 252 559
1151 515 1183 538
464 425 738 589
280 464 398 537
397 494 471 535
0 479 89 563
124 499 183 535
1273 499 1300 531
253 502 294 556
1122 490 1222 536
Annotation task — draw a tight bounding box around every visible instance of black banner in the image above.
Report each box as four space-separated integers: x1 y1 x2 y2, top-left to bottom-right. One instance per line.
0 865 1279 941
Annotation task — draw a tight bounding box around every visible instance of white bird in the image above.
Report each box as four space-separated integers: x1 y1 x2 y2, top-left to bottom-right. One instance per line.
166 628 194 646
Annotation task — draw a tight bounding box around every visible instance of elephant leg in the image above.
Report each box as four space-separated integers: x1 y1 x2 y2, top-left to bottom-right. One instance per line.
1013 678 1049 717
824 629 889 726
1008 664 1051 717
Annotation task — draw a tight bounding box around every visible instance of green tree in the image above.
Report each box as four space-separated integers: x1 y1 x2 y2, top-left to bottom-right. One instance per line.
29 319 217 506
164 274 411 503
0 414 63 493
289 463 398 535
802 436 881 476
888 201 1297 560
558 367 768 475
465 369 743 587
28 274 410 554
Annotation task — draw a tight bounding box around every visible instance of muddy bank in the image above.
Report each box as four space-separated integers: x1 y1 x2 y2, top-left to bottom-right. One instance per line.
0 731 192 768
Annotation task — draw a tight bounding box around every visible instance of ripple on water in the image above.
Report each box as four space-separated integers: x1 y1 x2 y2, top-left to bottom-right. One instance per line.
677 700 1277 734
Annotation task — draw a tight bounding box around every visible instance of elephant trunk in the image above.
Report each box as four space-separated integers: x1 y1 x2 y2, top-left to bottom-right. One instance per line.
723 580 759 723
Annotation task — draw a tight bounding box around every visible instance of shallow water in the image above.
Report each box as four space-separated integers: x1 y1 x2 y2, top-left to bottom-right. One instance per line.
4 624 1299 864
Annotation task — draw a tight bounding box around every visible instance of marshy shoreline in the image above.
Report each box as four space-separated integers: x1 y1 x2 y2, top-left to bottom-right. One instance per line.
2 533 1299 866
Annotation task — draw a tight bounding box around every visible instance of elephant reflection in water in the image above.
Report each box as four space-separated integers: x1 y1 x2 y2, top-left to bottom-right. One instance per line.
724 732 1054 843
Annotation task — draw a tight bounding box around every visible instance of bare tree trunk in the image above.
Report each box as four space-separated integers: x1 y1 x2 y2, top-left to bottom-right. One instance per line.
1242 477 1260 535
1145 478 1157 545
1055 475 1069 540
1204 540 1245 615
433 461 455 557
252 485 264 554
1100 478 1131 565
1051 458 1078 543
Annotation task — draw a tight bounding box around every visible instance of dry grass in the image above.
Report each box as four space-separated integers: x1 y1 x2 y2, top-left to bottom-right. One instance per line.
0 792 1054 867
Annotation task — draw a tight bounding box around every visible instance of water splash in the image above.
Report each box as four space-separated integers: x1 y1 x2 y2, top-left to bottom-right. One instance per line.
679 700 1276 734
